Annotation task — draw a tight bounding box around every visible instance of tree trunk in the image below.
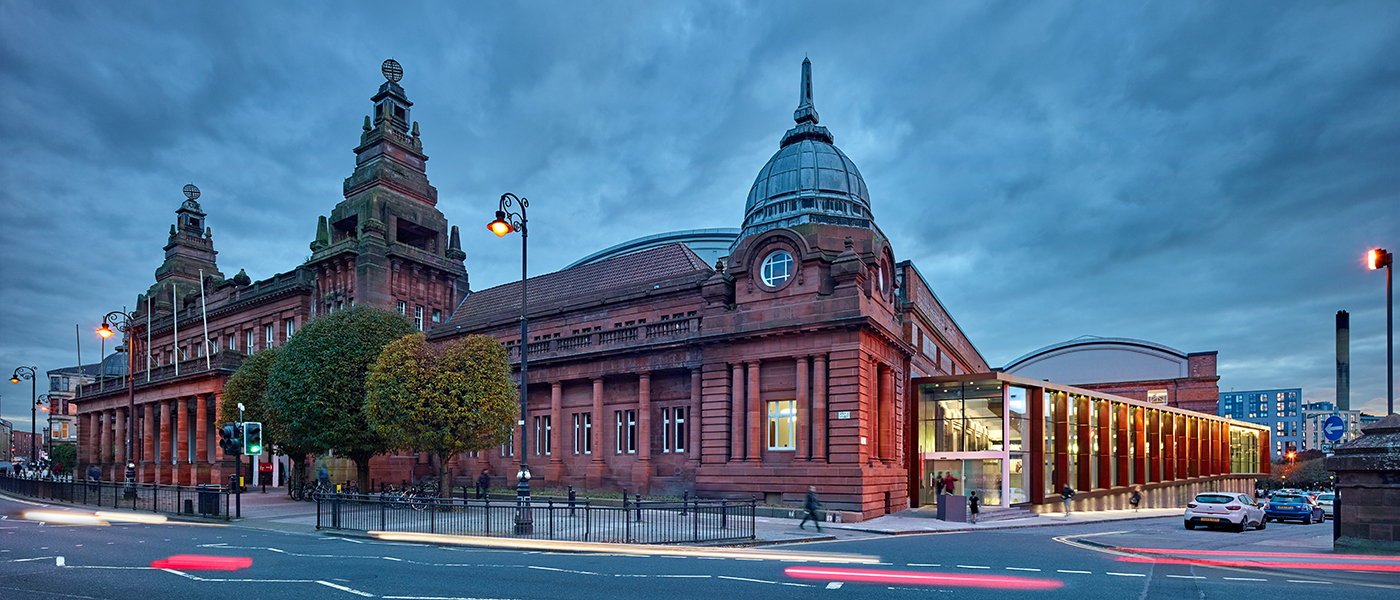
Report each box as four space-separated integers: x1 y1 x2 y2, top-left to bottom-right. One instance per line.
437 452 455 498
349 451 374 493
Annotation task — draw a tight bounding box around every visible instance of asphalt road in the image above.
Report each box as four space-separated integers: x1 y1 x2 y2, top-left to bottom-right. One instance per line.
2 494 1396 600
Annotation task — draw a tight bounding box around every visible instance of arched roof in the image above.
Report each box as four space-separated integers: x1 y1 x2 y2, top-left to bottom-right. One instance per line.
565 228 739 269
1001 336 1191 385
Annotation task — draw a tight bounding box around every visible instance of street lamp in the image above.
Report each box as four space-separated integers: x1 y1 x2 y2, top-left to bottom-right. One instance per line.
1367 248 1393 415
488 192 533 535
98 310 138 498
10 366 36 471
36 393 54 460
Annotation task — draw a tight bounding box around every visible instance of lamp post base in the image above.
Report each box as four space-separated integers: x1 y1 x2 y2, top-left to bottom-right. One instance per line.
514 480 534 535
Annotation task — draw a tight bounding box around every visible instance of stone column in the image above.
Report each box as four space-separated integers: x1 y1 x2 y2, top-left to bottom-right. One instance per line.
813 355 827 463
587 377 604 489
730 363 745 461
548 381 563 485
1325 414 1400 552
159 399 172 484
634 372 652 492
747 361 762 462
796 356 810 461
97 411 110 466
195 393 209 483
880 364 895 464
142 402 155 483
689 368 702 461
176 396 190 485
113 408 126 465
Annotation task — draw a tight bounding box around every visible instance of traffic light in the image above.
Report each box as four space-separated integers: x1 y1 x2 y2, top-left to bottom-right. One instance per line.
219 423 242 455
243 422 263 455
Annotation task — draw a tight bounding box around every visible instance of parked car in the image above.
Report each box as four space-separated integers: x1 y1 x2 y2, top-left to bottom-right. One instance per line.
1314 493 1335 519
1264 493 1325 524
1184 492 1266 532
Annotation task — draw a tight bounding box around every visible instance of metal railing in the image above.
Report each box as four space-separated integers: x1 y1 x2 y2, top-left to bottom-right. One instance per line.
317 494 755 544
0 474 231 520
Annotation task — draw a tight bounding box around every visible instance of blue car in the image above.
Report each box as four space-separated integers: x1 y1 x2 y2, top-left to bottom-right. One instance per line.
1264 494 1325 524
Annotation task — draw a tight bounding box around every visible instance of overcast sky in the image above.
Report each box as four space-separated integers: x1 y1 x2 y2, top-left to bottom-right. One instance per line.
1 1 1397 436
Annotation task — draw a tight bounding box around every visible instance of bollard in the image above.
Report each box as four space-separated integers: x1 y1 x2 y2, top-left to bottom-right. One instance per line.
720 499 728 529
568 486 577 516
636 494 643 522
681 490 688 516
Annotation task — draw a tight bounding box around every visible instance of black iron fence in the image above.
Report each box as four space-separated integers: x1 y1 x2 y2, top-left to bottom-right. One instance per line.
0 475 230 520
317 494 755 544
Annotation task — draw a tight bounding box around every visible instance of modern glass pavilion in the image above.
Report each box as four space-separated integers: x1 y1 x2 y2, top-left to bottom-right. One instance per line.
911 372 1269 511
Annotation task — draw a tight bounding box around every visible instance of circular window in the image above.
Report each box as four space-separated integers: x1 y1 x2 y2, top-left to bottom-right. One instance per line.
760 250 794 287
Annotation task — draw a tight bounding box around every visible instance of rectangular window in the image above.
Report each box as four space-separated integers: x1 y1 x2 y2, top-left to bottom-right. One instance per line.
50 376 62 391
61 423 68 438
662 408 671 452
414 306 424 331
767 400 796 450
573 413 592 454
265 324 274 347
245 330 255 353
501 432 514 457
616 410 637 454
674 407 687 452
62 377 70 391
285 318 295 339
534 416 552 456
432 309 442 323
397 301 406 315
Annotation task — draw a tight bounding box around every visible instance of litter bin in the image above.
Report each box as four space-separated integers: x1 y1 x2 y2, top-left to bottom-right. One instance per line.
937 494 967 522
198 484 221 516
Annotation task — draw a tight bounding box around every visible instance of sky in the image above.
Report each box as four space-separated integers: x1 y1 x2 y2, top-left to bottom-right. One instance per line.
1 1 1397 437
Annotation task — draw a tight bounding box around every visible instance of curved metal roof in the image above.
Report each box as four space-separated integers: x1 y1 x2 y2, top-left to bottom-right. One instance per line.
565 228 739 270
1001 336 1187 371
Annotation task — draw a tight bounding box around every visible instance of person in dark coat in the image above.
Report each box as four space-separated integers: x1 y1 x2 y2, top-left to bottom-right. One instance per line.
799 486 822 532
1129 487 1142 512
934 471 945 496
1061 484 1076 516
475 469 491 500
968 490 981 524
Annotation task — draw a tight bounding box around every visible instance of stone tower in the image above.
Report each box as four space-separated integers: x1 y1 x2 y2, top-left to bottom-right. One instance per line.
305 60 469 327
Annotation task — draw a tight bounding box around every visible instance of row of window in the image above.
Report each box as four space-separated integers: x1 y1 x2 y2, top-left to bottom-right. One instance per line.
150 318 297 367
395 301 442 331
498 408 694 457
512 311 700 343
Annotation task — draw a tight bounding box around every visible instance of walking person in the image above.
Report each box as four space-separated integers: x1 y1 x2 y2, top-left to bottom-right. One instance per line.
1060 484 1076 517
968 490 981 524
1129 487 1142 512
934 471 945 496
475 469 491 500
943 472 959 495
799 486 823 532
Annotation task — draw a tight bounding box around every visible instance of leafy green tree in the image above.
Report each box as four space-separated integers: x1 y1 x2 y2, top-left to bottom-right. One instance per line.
50 442 76 473
268 306 415 491
366 333 518 497
220 346 317 486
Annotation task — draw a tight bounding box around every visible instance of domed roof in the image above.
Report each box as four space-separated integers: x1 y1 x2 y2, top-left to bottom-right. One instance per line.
739 59 874 241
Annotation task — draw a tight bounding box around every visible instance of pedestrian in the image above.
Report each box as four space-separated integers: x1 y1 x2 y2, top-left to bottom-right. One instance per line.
943 472 959 495
318 464 330 486
968 490 981 524
799 486 823 532
87 464 101 489
1061 484 1076 516
475 469 491 500
934 471 945 496
1129 487 1142 512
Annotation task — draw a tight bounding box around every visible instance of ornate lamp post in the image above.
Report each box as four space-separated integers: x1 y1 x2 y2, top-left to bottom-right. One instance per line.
36 393 54 460
1367 248 1393 415
98 310 138 498
488 192 533 534
9 366 36 470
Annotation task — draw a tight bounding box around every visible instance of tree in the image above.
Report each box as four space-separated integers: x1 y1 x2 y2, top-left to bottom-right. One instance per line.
50 442 76 474
220 346 317 486
267 306 415 492
366 333 518 497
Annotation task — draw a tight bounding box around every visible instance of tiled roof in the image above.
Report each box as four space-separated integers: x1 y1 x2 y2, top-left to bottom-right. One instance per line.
437 243 713 334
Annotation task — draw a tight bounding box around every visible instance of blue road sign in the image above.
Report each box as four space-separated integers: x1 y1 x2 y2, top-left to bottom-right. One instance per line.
1324 415 1346 442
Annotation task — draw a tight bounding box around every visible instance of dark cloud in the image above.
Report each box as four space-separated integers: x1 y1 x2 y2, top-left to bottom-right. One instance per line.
2 1 1397 432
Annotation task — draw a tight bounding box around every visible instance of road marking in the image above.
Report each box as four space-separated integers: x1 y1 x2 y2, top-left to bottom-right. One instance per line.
382 556 403 561
1057 570 1091 574
1006 567 1040 572
383 598 521 600
826 582 843 589
718 575 810 587
1287 580 1333 585
907 563 940 567
1107 572 1146 577
955 565 990 569
656 575 710 578
1166 575 1205 579
317 580 375 596
527 565 599 576
55 556 64 567
1223 577 1267 581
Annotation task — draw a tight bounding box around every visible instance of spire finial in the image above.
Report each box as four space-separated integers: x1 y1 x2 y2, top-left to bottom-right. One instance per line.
794 57 818 125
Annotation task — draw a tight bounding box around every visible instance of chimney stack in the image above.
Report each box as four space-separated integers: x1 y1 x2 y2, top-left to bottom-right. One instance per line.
1338 310 1350 411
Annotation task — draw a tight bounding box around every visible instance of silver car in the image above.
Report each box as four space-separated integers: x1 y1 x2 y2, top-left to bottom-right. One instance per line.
1185 492 1266 532
1315 492 1335 519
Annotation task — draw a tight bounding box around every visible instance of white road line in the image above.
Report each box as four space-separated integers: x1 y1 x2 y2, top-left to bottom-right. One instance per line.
1223 577 1267 582
1006 567 1040 572
826 582 843 589
527 565 599 576
1107 572 1146 577
1287 580 1333 585
1165 575 1205 579
656 575 711 578
382 597 519 600
382 556 403 561
955 565 990 569
1057 570 1091 574
317 580 375 596
717 575 810 587
907 563 940 567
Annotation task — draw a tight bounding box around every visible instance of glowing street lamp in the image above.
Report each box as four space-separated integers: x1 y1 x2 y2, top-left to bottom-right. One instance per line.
488 192 532 535
9 366 36 468
1367 248 1393 415
98 310 138 498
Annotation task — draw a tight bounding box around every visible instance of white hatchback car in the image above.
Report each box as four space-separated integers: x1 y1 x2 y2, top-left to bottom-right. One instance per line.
1184 492 1266 532
1315 492 1335 519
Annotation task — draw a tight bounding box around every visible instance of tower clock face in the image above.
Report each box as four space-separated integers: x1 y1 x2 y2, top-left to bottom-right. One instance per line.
382 59 403 83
